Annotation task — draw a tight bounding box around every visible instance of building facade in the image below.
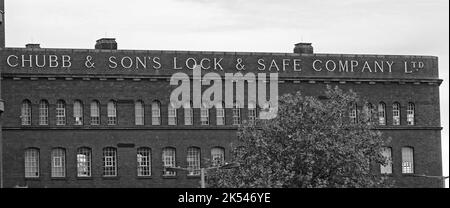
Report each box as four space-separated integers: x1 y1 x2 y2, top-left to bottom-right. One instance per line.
0 1 444 188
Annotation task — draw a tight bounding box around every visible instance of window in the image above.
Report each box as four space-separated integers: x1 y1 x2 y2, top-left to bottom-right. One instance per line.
200 103 209 125
380 147 393 174
103 147 117 177
77 147 91 177
21 100 32 125
393 102 401 126
73 100 83 125
187 147 201 176
216 102 225 125
248 102 257 123
211 147 225 167
402 147 414 174
349 103 357 124
135 101 145 125
184 102 193 125
137 147 152 176
152 101 161 125
378 102 386 126
365 103 374 122
407 102 415 125
233 102 241 125
107 100 117 125
51 148 66 178
39 100 49 125
168 103 177 126
90 100 100 125
24 148 39 178
162 147 176 176
56 100 66 125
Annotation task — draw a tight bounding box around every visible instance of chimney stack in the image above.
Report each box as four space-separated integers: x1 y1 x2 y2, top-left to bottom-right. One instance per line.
95 38 117 50
294 43 314 54
25 43 40 49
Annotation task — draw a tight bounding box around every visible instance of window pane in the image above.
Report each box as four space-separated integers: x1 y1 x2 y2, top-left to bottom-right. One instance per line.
216 103 225 126
24 148 39 178
201 104 209 125
152 101 161 125
248 102 257 123
39 100 49 125
184 102 193 125
380 147 392 174
51 148 66 178
402 147 414 174
407 103 415 125
21 100 32 125
74 100 83 125
168 103 177 126
187 147 201 176
137 148 152 176
393 103 400 126
107 101 117 125
103 147 117 176
233 102 241 125
135 101 145 125
90 101 100 125
56 100 66 125
162 148 176 176
211 147 225 167
77 148 91 177
378 102 386 125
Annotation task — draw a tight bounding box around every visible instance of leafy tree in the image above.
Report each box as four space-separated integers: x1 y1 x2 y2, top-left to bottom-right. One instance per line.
207 86 393 188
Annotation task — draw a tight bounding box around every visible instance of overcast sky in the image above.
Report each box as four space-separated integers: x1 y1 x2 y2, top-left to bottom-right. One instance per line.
4 0 449 187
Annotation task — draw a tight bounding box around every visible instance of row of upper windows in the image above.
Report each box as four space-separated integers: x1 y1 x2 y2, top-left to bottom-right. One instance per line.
380 146 415 174
20 100 416 127
349 102 416 126
20 100 257 126
24 146 226 178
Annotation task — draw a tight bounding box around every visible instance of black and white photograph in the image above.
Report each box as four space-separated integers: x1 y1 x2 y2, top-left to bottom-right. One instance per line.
0 0 448 199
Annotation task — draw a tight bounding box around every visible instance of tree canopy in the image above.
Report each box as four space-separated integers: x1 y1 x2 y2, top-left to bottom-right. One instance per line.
207 86 393 188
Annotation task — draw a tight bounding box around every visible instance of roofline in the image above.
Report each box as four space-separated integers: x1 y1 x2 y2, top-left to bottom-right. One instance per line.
0 47 439 60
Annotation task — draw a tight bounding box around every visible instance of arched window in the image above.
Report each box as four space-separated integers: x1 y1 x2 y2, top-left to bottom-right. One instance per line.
90 100 100 125
184 102 193 125
402 147 414 174
21 100 32 126
39 100 49 125
407 102 415 125
137 147 152 176
51 148 66 178
232 102 241 125
248 102 257 123
73 100 83 125
103 147 117 177
349 102 358 124
392 102 401 126
24 148 39 178
107 100 117 125
168 102 177 126
56 100 66 126
77 147 92 177
211 147 225 167
135 100 145 125
151 100 161 125
216 102 225 125
162 147 176 176
187 147 201 176
200 103 210 125
380 147 393 174
378 102 386 126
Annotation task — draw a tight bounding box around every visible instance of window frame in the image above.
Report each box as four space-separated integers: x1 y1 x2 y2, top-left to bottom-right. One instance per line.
56 100 66 126
102 147 117 177
137 147 152 177
73 100 83 125
21 100 32 126
90 100 100 125
162 147 176 176
39 100 49 126
77 147 92 177
24 148 40 178
51 148 66 178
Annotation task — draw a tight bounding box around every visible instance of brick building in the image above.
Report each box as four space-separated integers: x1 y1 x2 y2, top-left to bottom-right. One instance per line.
0 1 444 188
